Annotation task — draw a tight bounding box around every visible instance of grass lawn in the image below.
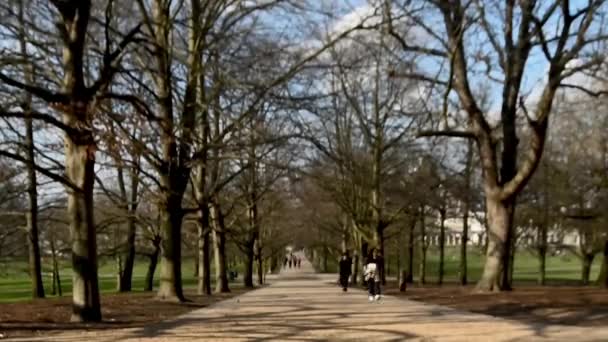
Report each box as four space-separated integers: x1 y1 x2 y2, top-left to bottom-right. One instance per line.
318 246 602 285
0 257 244 303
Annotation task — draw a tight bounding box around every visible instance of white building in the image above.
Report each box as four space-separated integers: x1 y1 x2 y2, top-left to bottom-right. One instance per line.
427 211 581 247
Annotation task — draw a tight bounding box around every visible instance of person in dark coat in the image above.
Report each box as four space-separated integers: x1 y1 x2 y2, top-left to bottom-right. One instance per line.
338 251 352 292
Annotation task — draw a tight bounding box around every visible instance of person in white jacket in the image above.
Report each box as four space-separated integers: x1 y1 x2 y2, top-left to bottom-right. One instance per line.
364 248 382 302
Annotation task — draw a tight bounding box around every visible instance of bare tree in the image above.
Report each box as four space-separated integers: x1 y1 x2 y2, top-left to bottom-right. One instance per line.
386 0 608 291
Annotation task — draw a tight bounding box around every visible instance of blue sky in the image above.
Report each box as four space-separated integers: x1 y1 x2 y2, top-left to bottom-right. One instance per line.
325 0 602 117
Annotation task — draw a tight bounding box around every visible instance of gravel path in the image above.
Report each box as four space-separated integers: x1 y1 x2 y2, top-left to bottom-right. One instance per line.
6 255 608 341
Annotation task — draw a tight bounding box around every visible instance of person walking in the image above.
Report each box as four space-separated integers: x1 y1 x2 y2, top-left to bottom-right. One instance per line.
338 252 352 292
364 248 382 302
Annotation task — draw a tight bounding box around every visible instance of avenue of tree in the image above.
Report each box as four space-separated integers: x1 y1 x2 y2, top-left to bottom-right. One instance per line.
0 0 607 323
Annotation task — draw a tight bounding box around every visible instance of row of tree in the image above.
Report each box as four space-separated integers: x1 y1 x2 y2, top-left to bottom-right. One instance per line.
0 0 607 324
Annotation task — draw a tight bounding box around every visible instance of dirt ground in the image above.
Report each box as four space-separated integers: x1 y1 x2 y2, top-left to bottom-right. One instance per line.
384 281 608 327
0 288 250 339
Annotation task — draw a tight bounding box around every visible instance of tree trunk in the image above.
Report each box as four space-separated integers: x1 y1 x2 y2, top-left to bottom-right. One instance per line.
341 230 348 254
460 139 473 286
193 256 199 277
66 132 101 322
377 227 386 285
256 240 263 285
50 239 62 296
17 0 44 300
118 161 139 292
144 238 161 292
419 210 427 286
598 240 608 288
352 252 359 286
152 0 192 302
244 236 255 288
476 196 514 292
26 113 44 299
459 208 468 286
582 253 595 286
537 222 548 285
115 253 122 292
157 197 185 301
399 224 407 291
196 201 211 295
407 217 415 284
211 202 230 293
322 246 328 273
360 240 368 284
538 244 547 286
270 253 278 274
438 209 446 285
120 207 137 291
508 239 516 286
200 230 212 295
55 262 63 297
22 65 44 301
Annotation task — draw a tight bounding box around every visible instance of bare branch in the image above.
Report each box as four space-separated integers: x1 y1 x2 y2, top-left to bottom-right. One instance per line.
0 72 68 104
0 150 79 192
560 83 608 97
88 23 143 96
416 130 476 139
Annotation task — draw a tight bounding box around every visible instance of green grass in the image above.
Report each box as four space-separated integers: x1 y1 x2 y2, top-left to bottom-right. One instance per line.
0 257 243 303
315 247 603 284
415 247 601 283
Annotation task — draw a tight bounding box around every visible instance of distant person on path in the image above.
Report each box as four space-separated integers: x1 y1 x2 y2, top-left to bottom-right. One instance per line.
289 257 293 268
364 248 382 302
283 256 288 268
338 252 352 292
297 257 302 268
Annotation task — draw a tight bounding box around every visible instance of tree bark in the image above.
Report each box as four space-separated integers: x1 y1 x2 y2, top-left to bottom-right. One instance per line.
256 239 264 285
150 0 197 302
377 227 386 285
399 225 406 291
360 239 368 284
50 238 62 296
475 196 514 292
598 240 608 288
200 230 212 295
582 253 595 286
115 150 139 292
193 256 199 278
195 199 212 295
538 238 547 286
352 252 359 286
157 197 185 301
459 208 469 286
120 167 139 292
211 202 230 292
144 237 161 292
508 238 516 286
244 139 259 287
419 209 427 286
244 237 255 287
438 208 446 285
322 246 328 273
66 130 101 322
407 216 415 284
460 140 473 286
19 0 44 299
25 110 44 300
119 214 137 292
